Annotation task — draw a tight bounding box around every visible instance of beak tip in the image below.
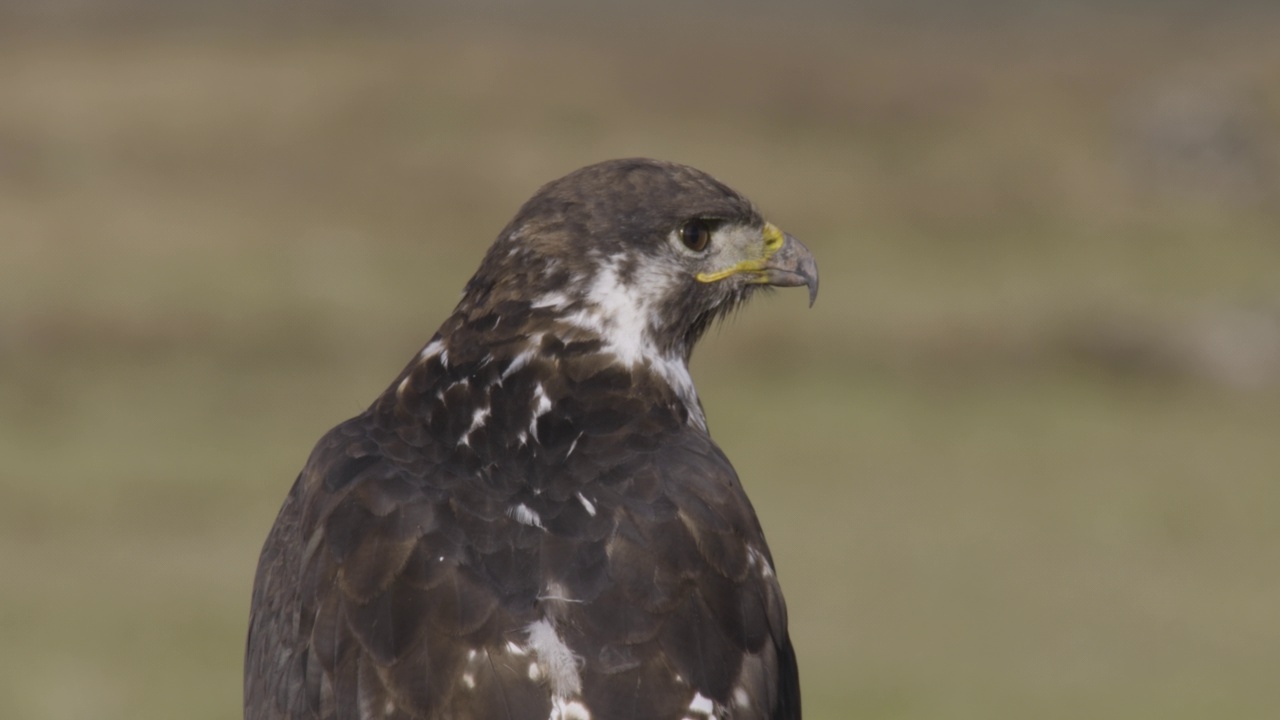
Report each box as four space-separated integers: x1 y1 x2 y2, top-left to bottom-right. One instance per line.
801 248 818 307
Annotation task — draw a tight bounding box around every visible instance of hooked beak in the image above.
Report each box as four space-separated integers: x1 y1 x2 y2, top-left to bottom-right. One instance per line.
760 232 819 307
694 222 819 306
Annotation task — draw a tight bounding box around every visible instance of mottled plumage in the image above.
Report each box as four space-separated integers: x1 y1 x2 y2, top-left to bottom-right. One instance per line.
245 158 817 720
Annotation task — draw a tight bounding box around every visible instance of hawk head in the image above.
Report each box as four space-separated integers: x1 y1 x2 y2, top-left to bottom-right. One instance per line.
455 158 818 366
248 158 811 720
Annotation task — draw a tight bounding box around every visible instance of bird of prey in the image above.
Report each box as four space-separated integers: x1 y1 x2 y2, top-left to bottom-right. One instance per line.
245 158 818 720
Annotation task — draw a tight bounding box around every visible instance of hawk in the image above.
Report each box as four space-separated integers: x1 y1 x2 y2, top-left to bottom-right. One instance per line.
245 158 818 720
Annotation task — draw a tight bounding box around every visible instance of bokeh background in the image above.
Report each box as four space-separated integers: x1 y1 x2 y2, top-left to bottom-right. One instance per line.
3 1 1279 718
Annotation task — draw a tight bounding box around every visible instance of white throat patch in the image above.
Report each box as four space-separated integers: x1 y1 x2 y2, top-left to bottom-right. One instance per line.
562 262 656 365
554 259 706 430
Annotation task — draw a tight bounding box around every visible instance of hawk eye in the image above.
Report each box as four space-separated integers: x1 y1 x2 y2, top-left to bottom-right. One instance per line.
679 219 713 252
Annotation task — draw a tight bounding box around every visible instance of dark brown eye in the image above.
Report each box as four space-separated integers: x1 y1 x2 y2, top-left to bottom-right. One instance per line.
680 219 713 252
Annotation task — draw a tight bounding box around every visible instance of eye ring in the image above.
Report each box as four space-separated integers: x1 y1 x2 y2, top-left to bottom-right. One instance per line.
679 219 713 253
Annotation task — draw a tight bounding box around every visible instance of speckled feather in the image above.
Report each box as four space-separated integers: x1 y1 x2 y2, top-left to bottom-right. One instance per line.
245 159 803 720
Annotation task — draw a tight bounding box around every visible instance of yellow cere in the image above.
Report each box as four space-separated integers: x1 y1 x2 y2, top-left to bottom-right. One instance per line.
696 222 785 284
762 222 785 252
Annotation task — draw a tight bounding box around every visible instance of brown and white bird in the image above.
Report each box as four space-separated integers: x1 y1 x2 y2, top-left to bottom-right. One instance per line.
245 158 817 720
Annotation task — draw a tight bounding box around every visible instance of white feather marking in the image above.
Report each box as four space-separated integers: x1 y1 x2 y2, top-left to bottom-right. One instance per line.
506 641 528 657
526 619 582 699
651 354 704 430
528 662 542 681
550 698 591 720
459 407 488 447
418 339 444 361
733 687 751 709
565 431 582 459
688 692 715 716
530 383 552 440
461 673 475 689
748 546 776 579
510 504 545 530
531 291 571 309
576 493 596 517
396 375 411 398
503 348 536 380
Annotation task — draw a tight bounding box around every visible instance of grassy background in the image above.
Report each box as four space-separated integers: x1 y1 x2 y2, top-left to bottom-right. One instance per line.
2 3 1279 718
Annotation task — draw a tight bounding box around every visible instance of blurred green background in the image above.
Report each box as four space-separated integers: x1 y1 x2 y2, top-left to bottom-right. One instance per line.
2 2 1279 718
